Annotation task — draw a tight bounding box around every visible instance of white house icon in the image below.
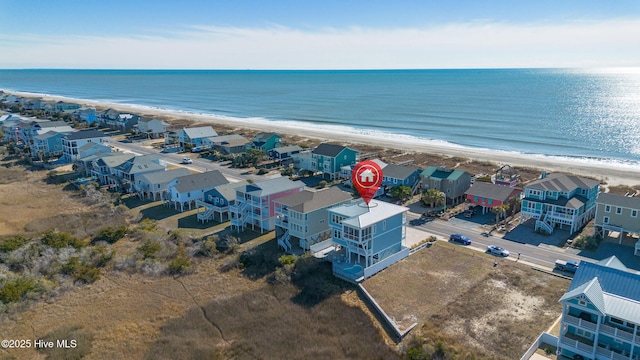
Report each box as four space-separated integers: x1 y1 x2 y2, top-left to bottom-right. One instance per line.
360 169 375 183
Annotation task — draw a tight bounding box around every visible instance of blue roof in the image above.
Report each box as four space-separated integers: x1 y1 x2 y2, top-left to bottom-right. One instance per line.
567 257 640 302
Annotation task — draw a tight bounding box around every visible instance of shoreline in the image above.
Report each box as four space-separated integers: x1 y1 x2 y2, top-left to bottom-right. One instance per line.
4 89 640 187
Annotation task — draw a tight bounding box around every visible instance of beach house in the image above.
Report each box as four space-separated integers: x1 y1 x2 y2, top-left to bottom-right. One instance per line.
135 117 169 138
178 126 217 150
268 145 303 161
556 256 640 360
321 199 410 283
112 154 166 193
273 187 353 253
166 170 229 212
31 131 69 159
75 142 112 176
75 107 97 125
594 193 640 254
135 168 192 201
230 177 304 233
204 134 251 154
61 130 110 162
90 153 135 186
519 173 599 234
310 143 359 180
381 163 421 195
97 108 121 127
464 182 522 215
196 181 249 223
250 132 281 152
420 166 472 205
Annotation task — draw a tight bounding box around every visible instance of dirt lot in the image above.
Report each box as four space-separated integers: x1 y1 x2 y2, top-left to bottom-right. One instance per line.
362 241 570 359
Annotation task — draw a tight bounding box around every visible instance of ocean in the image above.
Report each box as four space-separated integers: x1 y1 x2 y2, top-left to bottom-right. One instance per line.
1 68 640 167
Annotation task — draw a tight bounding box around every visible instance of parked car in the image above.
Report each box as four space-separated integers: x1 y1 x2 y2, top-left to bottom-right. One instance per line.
555 259 579 273
487 245 510 257
181 157 193 164
449 234 471 245
191 146 203 153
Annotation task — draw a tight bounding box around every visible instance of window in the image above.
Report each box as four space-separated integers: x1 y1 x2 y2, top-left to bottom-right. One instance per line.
319 219 325 224
382 220 387 231
603 216 609 224
610 317 624 325
616 207 622 215
576 328 592 339
579 300 586 306
633 210 638 218
605 205 611 213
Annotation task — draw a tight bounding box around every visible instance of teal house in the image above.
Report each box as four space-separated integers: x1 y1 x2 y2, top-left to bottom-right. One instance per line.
519 173 599 235
311 143 359 180
250 132 281 152
420 166 472 205
557 256 640 359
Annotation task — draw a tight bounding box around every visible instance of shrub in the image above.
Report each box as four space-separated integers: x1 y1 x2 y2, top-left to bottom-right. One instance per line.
318 180 328 189
86 245 114 268
196 237 219 257
168 256 191 275
138 239 161 259
571 235 601 251
92 226 127 244
257 168 269 175
61 257 100 284
0 235 29 252
278 254 298 266
0 277 37 303
41 229 84 249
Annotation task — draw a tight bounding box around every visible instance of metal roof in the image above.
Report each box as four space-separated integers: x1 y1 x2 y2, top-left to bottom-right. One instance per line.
333 200 408 228
421 166 468 181
64 129 107 140
182 126 217 139
271 145 303 154
205 180 249 202
382 164 419 181
244 177 304 197
465 182 520 201
138 168 191 185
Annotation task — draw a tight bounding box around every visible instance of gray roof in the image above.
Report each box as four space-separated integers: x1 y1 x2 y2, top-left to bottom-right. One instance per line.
172 170 229 193
560 256 640 323
527 173 599 192
94 153 135 168
465 182 520 202
117 154 164 174
275 187 353 213
271 145 303 154
244 177 304 197
597 192 640 210
382 164 419 180
138 168 191 185
312 143 349 157
64 130 106 140
208 134 250 146
38 121 67 128
337 200 409 228
78 142 110 152
254 132 279 141
34 131 66 140
183 126 217 139
207 180 249 202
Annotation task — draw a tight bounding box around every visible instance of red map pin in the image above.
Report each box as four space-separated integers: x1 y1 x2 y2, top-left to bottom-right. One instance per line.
352 160 383 205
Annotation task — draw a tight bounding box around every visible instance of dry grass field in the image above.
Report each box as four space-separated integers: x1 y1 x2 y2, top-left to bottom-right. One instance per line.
363 241 570 359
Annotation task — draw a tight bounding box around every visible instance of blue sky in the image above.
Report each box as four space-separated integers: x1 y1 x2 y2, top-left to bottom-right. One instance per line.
1 0 640 69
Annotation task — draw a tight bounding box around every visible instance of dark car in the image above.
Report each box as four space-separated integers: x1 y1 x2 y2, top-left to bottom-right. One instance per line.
449 234 471 245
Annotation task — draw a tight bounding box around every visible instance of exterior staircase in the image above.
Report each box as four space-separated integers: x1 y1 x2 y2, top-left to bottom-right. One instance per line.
278 230 292 252
231 200 249 230
535 211 554 234
196 200 215 223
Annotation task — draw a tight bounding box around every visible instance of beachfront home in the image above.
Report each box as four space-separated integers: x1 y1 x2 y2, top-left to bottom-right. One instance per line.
98 108 121 127
556 256 640 360
114 113 140 132
31 131 69 159
464 182 522 215
196 181 249 223
61 130 110 162
519 173 599 235
205 134 251 154
311 143 360 180
135 168 192 201
135 117 169 138
273 187 353 253
320 199 409 283
594 193 640 254
166 170 229 212
54 101 80 112
112 154 166 193
250 132 281 152
75 107 97 125
178 126 217 150
268 145 303 161
492 164 519 187
420 166 472 205
230 177 304 233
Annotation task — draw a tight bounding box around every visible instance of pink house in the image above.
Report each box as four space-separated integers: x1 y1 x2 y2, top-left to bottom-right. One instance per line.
464 182 522 214
230 177 305 233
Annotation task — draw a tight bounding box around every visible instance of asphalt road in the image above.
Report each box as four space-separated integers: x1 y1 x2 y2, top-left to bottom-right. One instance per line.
407 212 588 270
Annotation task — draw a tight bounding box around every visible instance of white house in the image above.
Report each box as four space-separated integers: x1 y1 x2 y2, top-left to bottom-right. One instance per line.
167 170 229 211
135 117 169 138
61 130 110 162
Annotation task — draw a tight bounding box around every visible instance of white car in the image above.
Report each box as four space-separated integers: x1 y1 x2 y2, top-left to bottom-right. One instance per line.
487 245 510 257
181 157 193 164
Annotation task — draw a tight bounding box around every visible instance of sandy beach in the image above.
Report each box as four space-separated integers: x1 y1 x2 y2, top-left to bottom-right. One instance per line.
6 90 640 187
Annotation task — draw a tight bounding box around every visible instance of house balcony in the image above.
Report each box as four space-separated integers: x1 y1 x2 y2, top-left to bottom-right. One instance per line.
564 314 598 332
596 343 633 360
559 333 594 355
600 323 634 342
